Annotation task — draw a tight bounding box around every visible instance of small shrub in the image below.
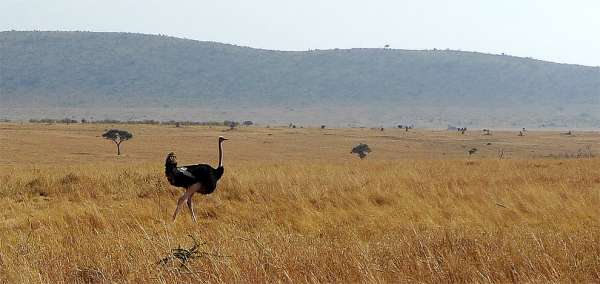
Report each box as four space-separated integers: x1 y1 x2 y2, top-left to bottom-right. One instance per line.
351 143 371 159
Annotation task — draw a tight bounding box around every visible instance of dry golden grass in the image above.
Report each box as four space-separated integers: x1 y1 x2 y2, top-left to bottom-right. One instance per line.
1 123 599 283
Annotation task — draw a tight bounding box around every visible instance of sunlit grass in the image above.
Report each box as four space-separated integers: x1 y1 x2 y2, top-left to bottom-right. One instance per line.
1 159 599 282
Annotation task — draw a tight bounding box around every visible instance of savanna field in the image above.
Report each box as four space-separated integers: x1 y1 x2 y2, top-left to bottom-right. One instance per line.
1 123 599 283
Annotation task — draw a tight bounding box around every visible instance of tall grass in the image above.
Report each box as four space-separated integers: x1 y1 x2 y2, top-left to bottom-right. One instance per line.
1 159 599 282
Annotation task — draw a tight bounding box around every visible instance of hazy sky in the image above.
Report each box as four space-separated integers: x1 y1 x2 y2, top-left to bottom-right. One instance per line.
2 0 600 66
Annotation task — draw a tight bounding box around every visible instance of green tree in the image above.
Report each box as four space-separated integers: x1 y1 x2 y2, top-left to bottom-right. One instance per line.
102 129 133 155
351 143 371 159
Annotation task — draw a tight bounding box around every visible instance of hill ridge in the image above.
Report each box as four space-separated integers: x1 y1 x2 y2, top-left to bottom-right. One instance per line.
3 30 600 68
1 31 599 127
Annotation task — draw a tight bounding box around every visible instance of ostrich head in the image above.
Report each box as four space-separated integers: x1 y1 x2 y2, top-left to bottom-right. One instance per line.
166 152 177 165
219 136 229 142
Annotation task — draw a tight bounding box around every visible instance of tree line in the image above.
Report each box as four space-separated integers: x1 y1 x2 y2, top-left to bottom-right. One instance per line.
27 118 251 126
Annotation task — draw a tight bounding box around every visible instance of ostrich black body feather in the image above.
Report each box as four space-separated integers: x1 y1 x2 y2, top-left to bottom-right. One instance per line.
165 158 224 195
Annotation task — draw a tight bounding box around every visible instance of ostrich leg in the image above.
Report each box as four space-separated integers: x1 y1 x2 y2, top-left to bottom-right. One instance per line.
187 197 197 222
173 186 197 221
186 183 201 222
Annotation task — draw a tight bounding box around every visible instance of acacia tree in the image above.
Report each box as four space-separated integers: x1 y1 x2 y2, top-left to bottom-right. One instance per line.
351 143 372 159
102 129 133 155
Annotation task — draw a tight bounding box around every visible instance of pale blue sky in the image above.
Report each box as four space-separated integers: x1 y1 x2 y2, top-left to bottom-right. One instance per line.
2 0 600 66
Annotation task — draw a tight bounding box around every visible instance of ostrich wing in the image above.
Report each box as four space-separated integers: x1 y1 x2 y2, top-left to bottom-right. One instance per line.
168 167 198 188
176 167 195 178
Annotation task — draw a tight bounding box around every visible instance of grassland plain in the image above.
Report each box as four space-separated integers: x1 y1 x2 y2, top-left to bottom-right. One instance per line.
0 123 599 283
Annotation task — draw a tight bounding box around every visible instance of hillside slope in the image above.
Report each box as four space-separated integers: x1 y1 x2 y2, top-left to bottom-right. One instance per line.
1 31 599 127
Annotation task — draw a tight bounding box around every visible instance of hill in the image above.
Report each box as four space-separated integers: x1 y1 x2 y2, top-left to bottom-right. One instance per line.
1 31 599 127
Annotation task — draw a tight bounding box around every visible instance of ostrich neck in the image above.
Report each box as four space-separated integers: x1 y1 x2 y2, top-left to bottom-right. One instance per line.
218 141 224 168
165 161 177 174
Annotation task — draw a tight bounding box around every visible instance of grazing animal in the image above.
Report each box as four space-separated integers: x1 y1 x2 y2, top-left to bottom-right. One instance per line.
165 136 228 222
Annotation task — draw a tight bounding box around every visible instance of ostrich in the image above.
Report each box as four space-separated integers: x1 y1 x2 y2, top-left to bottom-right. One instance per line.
165 136 228 222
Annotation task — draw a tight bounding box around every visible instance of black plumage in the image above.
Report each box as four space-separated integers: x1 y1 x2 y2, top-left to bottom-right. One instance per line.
165 156 224 195
165 136 228 222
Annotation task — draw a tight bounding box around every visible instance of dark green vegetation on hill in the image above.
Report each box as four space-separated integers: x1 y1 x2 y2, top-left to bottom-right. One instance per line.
1 31 599 127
